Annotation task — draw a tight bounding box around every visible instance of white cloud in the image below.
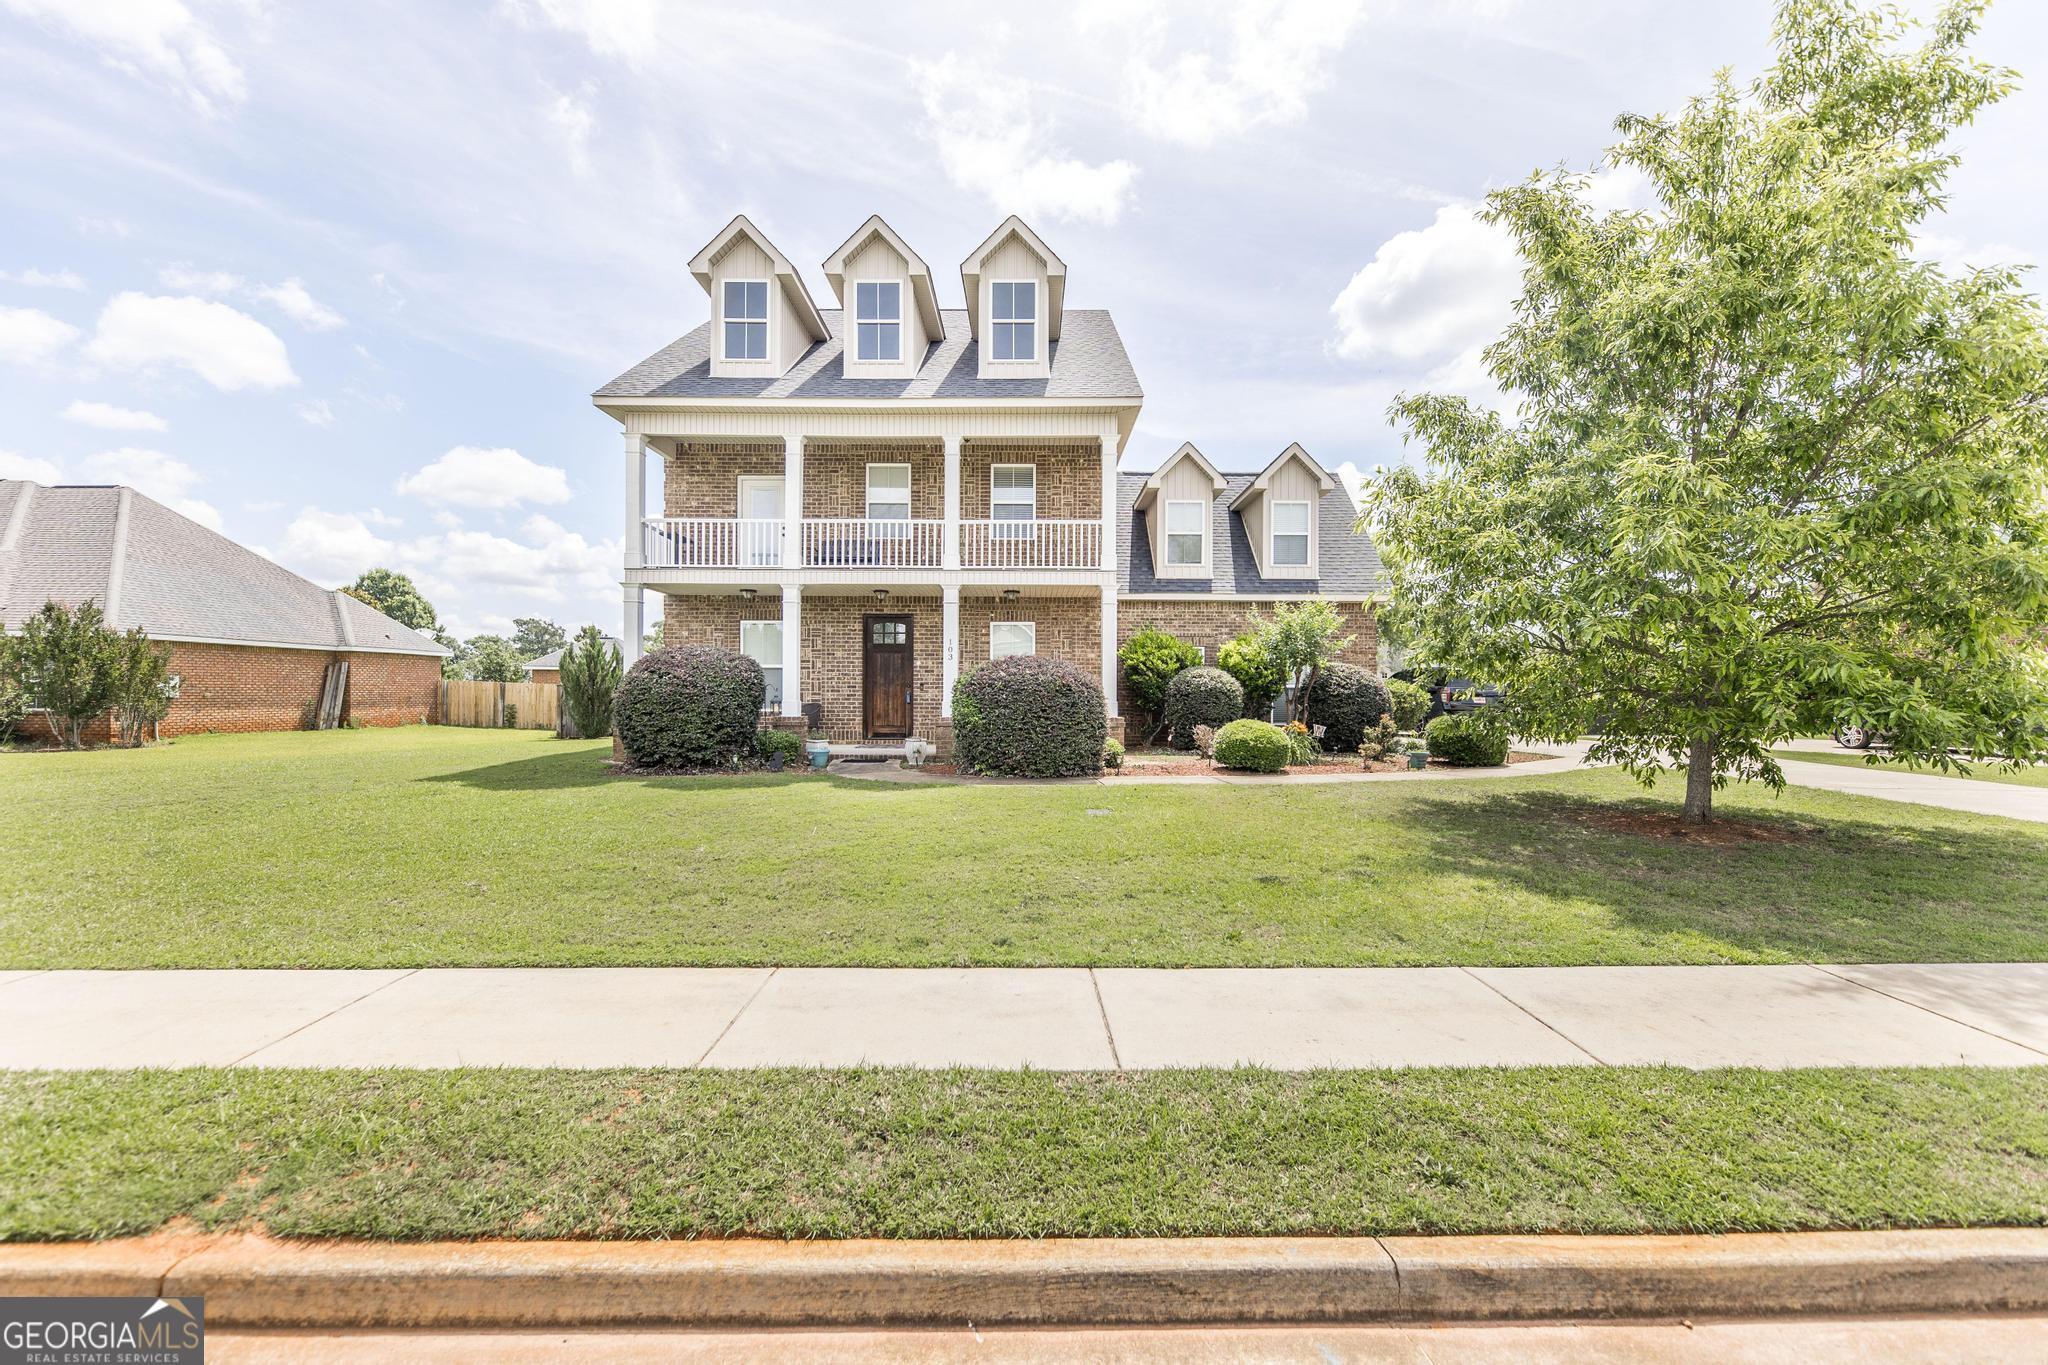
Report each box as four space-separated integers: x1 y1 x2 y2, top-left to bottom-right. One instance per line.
1330 204 1522 366
0 305 81 364
544 90 596 175
1 268 86 290
296 399 336 426
915 55 1138 227
1109 0 1366 150
2 0 246 116
76 216 135 241
278 506 398 582
157 263 243 294
1915 231 2039 275
0 450 65 483
79 446 222 529
396 445 571 509
62 400 169 431
257 278 345 330
84 292 297 390
500 0 657 64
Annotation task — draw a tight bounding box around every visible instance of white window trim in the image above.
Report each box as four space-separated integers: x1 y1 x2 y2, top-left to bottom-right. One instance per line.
865 461 912 522
738 619 783 711
853 280 903 363
722 278 770 362
989 620 1036 659
988 279 1038 363
990 463 1036 519
1164 499 1208 569
1270 499 1313 572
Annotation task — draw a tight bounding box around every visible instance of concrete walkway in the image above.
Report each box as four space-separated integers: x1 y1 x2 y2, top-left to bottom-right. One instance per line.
3 963 2043 1070
1774 738 2048 823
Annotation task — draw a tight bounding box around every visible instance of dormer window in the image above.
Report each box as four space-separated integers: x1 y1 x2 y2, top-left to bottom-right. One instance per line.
722 280 768 360
1165 500 1206 566
855 282 901 361
1272 501 1311 568
990 281 1035 360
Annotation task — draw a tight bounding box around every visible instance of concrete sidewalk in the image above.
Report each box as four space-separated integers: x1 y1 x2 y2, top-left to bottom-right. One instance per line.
2 963 2043 1070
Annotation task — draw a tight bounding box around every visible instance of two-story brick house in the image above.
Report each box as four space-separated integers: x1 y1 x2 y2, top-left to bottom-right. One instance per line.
595 213 1380 749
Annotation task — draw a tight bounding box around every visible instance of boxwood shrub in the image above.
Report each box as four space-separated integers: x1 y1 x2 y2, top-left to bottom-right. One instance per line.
1304 661 1393 753
612 645 764 768
952 655 1106 778
1425 711 1510 766
1117 627 1202 719
1212 718 1291 772
756 728 806 765
1163 666 1244 749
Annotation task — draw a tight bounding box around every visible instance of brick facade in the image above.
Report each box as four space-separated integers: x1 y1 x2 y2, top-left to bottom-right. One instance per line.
661 440 1101 523
1115 598 1378 735
16 641 440 743
660 591 1101 743
528 668 560 686
960 442 1101 520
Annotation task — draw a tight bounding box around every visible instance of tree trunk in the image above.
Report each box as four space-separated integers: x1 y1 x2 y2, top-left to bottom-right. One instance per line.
1681 736 1714 825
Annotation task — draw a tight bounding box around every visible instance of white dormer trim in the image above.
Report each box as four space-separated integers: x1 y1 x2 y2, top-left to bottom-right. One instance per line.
1227 442 1336 509
960 215 1066 340
822 215 943 339
687 214 829 342
1132 442 1228 512
1228 442 1331 580
1134 442 1227 581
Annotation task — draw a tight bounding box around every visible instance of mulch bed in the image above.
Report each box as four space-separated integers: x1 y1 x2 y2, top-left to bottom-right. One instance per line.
1568 806 1817 845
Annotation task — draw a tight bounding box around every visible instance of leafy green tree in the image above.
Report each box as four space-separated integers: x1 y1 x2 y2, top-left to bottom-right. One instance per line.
560 624 623 739
511 617 567 661
1369 0 2048 824
1117 627 1202 730
108 629 174 747
1247 600 1353 725
6 600 120 748
642 620 664 654
341 568 439 633
464 635 525 683
1217 632 1287 718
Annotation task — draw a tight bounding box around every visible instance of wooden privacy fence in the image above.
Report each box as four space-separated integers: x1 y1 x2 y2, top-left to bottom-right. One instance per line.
439 679 561 730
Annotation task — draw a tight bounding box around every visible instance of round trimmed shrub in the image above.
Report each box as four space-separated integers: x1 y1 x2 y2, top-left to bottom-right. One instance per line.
1217 633 1285 717
613 645 764 768
952 655 1107 778
1303 661 1393 753
1212 718 1290 773
1425 712 1510 766
1163 666 1244 749
1386 677 1431 734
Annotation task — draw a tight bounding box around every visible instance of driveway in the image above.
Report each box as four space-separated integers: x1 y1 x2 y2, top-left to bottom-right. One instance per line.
1772 739 2048 824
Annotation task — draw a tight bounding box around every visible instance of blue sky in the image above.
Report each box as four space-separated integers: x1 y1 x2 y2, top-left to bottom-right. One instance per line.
2 0 2043 639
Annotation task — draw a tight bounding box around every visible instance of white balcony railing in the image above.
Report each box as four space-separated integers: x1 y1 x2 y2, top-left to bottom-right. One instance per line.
642 517 785 568
801 518 945 569
961 519 1102 569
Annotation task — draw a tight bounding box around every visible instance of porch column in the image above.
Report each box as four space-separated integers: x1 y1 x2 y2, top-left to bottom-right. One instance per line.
1100 583 1119 717
623 589 645 669
781 431 804 569
622 433 648 668
780 584 802 718
942 434 961 570
941 585 961 717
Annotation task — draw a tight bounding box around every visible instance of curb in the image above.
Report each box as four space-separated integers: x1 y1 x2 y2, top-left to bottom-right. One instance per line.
1 1230 2044 1328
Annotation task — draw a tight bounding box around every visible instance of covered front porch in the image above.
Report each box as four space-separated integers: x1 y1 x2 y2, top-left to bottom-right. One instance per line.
653 583 1118 749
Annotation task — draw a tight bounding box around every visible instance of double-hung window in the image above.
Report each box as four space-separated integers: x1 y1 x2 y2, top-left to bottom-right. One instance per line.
991 464 1035 541
990 281 1035 360
1165 500 1206 566
855 281 901 361
723 280 768 360
866 462 911 540
1272 501 1311 568
989 621 1036 659
739 620 782 710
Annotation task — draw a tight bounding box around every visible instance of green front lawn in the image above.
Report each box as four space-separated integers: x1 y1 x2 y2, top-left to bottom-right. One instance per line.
4 1067 2043 1241
1774 747 2048 789
2 726 2045 968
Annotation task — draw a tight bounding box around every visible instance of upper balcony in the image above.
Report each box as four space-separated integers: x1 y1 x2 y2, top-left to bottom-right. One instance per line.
641 517 1104 571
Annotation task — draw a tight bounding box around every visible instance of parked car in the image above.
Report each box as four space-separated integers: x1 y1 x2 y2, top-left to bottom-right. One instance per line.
1834 725 1885 750
1392 669 1505 722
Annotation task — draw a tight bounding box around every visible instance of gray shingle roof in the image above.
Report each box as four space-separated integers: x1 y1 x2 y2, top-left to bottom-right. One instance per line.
595 309 1140 401
1118 473 1383 596
0 481 448 656
523 637 619 673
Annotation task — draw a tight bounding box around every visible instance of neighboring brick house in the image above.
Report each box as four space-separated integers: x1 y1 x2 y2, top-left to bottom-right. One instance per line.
0 480 447 739
596 211 1382 750
523 637 620 686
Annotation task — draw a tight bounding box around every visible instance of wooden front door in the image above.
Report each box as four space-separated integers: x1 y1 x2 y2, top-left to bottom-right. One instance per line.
863 614 913 738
